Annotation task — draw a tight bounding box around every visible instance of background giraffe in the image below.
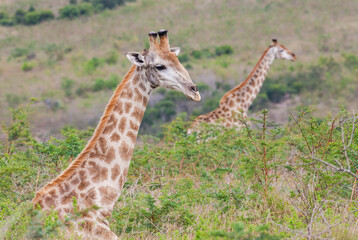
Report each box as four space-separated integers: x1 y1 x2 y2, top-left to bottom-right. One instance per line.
190 39 296 130
32 30 201 239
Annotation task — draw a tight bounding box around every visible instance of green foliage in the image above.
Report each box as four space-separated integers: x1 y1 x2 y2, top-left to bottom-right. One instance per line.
14 9 26 24
84 57 105 73
192 50 203 59
93 74 119 91
21 61 35 71
1 104 358 238
215 45 234 56
343 53 358 70
105 51 119 65
0 18 15 26
24 12 40 25
37 10 55 22
5 93 26 108
178 53 189 63
0 11 14 26
28 6 35 12
0 11 8 20
78 3 94 15
210 222 280 240
23 10 54 25
8 46 34 61
61 78 75 97
59 5 80 19
43 43 72 62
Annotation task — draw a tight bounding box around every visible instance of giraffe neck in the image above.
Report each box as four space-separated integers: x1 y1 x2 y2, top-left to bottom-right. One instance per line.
33 66 154 218
219 48 275 114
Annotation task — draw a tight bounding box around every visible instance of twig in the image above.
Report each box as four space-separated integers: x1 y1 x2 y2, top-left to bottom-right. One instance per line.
297 154 358 179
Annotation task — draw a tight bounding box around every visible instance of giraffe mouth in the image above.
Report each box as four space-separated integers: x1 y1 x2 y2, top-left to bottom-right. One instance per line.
186 91 201 102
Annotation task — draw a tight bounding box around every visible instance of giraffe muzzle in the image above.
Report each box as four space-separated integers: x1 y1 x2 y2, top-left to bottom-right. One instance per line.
188 85 201 102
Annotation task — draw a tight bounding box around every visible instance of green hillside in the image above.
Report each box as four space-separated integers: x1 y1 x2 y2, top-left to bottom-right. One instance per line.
0 0 357 136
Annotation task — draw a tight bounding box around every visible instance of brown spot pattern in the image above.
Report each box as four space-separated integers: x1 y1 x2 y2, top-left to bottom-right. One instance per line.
103 114 118 134
110 132 120 142
119 142 133 161
131 106 144 122
61 190 78 205
99 186 117 205
81 220 95 232
132 75 139 85
71 178 80 185
98 137 107 154
88 161 108 183
111 164 121 181
104 146 115 164
126 130 137 143
142 96 148 106
118 117 127 133
139 82 146 92
78 170 90 190
83 188 97 207
114 102 123 114
129 120 139 131
45 196 55 207
124 102 132 114
134 88 142 102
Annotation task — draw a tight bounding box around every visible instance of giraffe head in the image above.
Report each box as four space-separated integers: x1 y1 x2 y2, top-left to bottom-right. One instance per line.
125 30 201 102
270 39 296 61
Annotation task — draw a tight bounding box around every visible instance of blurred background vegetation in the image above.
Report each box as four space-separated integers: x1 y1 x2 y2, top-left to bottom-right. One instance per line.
1 0 358 239
0 0 357 138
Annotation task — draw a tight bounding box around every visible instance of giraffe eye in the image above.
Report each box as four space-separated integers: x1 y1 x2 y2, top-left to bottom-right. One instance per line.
279 49 284 53
155 65 166 71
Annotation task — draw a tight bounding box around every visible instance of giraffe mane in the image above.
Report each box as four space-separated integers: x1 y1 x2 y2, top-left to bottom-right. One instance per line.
219 46 271 105
33 66 136 201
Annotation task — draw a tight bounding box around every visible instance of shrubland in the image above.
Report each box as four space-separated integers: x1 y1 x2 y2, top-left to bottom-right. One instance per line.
1 104 358 239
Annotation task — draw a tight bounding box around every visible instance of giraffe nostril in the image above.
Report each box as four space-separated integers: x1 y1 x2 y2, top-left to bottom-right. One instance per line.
190 85 198 92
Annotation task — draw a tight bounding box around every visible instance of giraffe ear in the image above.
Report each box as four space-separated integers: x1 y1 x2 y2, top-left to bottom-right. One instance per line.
125 52 144 67
170 47 181 56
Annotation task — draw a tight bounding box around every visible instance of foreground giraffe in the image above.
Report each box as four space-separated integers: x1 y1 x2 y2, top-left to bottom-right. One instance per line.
191 39 296 130
32 30 201 239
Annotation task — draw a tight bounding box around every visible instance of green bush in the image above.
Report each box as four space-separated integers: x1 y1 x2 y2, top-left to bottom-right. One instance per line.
0 11 14 26
0 11 8 20
105 51 118 65
10 48 29 59
91 0 118 9
78 3 93 15
215 45 234 56
21 61 35 71
343 53 358 70
105 74 119 89
28 6 35 12
84 57 105 73
38 10 54 22
14 9 26 24
59 5 80 19
0 18 15 26
61 78 75 97
178 53 189 63
192 50 203 59
24 12 40 25
93 78 106 91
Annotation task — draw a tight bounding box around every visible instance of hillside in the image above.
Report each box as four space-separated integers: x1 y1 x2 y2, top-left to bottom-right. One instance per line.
0 0 358 137
1 1 358 239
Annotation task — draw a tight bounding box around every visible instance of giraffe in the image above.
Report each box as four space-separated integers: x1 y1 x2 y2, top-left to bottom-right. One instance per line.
32 30 201 240
190 39 296 130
